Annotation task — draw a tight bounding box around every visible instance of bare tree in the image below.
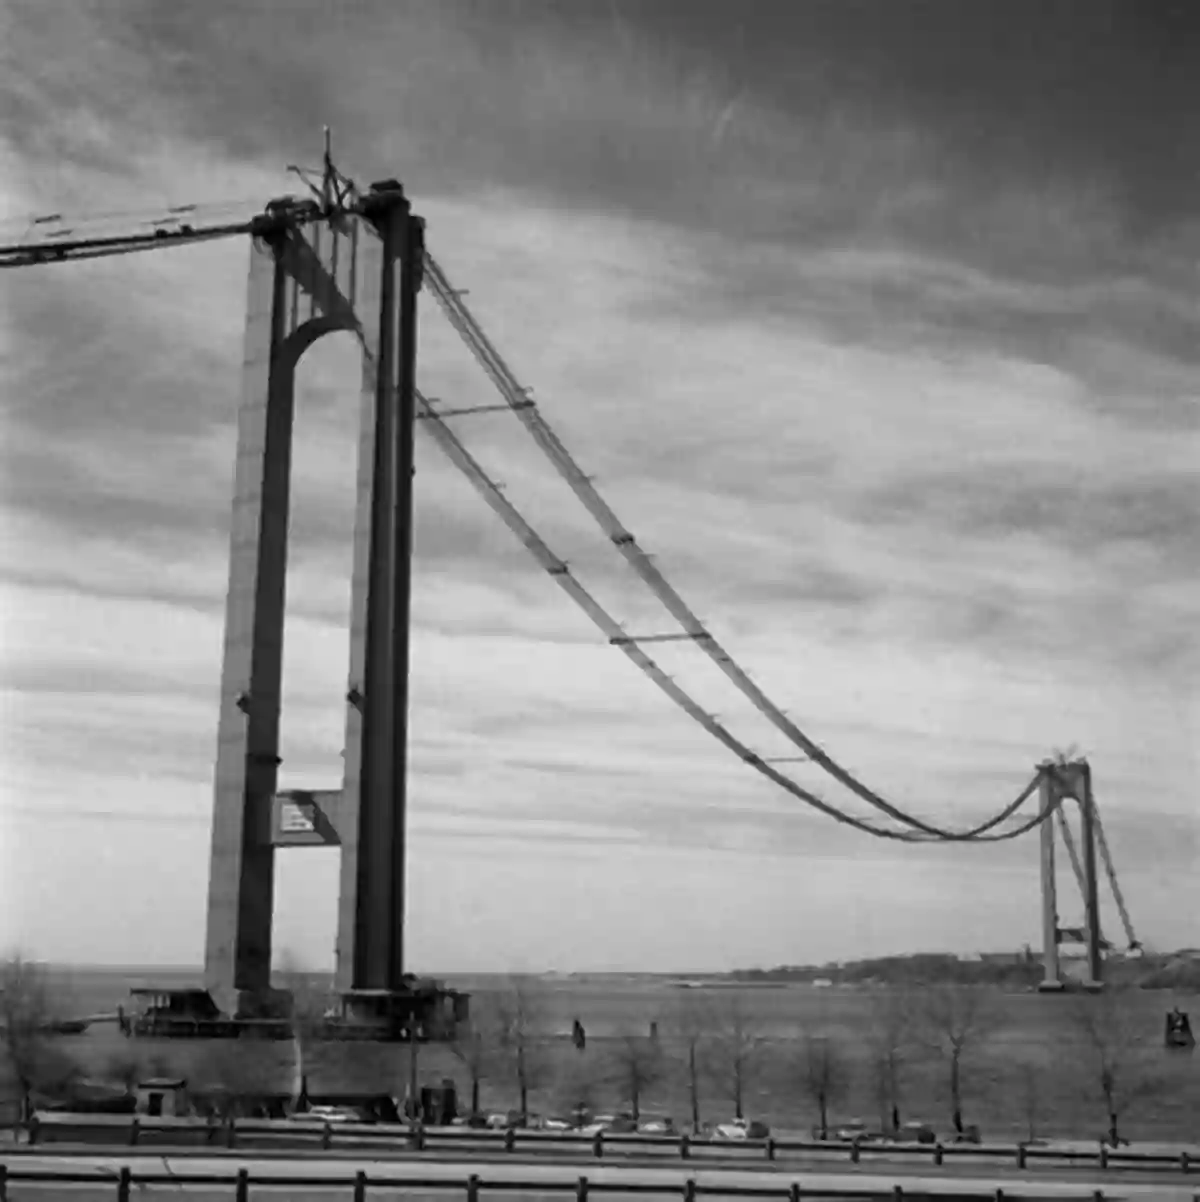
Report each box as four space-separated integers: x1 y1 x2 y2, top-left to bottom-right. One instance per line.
274 950 330 1108
195 1039 283 1118
1 956 78 1122
493 975 550 1120
674 993 710 1133
556 1049 606 1126
101 1048 174 1095
797 1035 851 1140
1070 986 1160 1146
918 984 1000 1135
865 989 915 1136
607 1031 664 1123
1017 1060 1043 1144
103 1050 143 1095
705 993 765 1120
449 1001 499 1119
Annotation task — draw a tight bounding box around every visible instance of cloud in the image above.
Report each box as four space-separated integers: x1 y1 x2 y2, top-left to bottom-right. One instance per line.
1 0 1197 970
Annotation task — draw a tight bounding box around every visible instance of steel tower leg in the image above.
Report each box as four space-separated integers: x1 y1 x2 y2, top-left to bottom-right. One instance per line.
1037 766 1064 992
335 187 421 995
203 232 291 1017
1078 762 1104 989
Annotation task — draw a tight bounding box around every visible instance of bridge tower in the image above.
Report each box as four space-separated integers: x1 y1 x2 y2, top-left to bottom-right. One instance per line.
198 178 436 1030
1036 758 1105 992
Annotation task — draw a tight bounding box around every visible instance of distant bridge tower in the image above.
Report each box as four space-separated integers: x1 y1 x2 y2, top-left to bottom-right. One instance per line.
202 180 423 1021
1036 758 1104 992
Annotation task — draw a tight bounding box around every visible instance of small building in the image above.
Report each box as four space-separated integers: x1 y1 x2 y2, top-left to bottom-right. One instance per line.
136 1078 188 1118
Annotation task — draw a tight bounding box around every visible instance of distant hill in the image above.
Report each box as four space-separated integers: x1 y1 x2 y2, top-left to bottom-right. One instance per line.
728 950 1200 991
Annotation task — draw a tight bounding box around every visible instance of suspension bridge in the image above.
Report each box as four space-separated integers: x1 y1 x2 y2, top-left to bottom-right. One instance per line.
0 143 1142 1037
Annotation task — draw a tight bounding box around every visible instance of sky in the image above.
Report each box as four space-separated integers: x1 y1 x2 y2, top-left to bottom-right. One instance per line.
0 0 1197 975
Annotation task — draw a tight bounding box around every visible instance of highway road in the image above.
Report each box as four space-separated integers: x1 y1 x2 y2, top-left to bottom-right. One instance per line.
3 1151 1199 1201
14 1131 1199 1182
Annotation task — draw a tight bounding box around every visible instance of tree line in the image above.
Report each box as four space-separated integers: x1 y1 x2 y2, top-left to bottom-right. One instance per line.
732 952 1200 992
1 956 1170 1145
441 976 1164 1145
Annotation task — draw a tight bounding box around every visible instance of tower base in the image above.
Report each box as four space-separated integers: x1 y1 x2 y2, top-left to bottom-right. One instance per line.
323 981 470 1043
1035 978 1105 996
125 987 290 1039
124 980 469 1043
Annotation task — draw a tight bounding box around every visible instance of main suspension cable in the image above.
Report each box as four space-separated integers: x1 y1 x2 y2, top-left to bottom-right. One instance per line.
416 388 1057 844
0 196 332 269
421 250 1044 841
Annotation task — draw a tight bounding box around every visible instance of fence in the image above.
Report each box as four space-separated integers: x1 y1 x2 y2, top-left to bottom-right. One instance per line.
19 1113 1199 1175
0 1162 1184 1202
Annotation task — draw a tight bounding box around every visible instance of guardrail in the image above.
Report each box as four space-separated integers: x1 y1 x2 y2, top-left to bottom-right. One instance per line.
19 1113 1199 1176
0 1162 1174 1202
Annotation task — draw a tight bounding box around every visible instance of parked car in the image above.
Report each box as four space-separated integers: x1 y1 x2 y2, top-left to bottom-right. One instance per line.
713 1117 770 1141
897 1121 937 1145
485 1109 524 1129
833 1119 885 1143
580 1112 637 1135
451 1112 492 1128
539 1115 574 1132
638 1115 677 1135
294 1104 361 1124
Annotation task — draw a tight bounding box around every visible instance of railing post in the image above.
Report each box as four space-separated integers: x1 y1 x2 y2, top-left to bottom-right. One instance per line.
466 1173 480 1202
850 1140 860 1164
682 1179 697 1202
1181 1151 1191 1174
504 1126 516 1153
234 1168 249 1202
129 1117 140 1147
353 1170 367 1202
933 1142 943 1166
1099 1144 1109 1171
766 1136 776 1161
576 1175 589 1201
893 1187 904 1201
116 1167 132 1202
993 1189 1004 1202
225 1117 236 1148
0 1162 8 1202
593 1130 603 1159
1017 1145 1026 1170
1092 1192 1104 1202
27 1114 39 1146
679 1132 690 1159
322 1121 333 1150
788 1184 800 1202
